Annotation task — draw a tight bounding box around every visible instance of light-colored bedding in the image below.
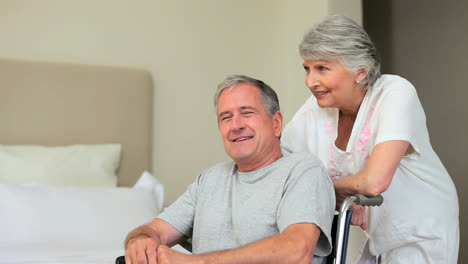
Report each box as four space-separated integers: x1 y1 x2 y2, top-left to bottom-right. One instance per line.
0 241 125 264
0 172 162 245
0 171 163 263
0 144 122 187
0 243 189 264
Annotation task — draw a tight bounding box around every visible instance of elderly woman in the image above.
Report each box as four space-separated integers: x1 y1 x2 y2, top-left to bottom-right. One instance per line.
281 15 459 263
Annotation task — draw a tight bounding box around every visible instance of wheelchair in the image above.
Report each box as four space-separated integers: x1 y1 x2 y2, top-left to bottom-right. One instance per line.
328 194 383 264
116 194 383 264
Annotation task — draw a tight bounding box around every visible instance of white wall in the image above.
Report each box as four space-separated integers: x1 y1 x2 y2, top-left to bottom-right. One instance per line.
0 0 361 205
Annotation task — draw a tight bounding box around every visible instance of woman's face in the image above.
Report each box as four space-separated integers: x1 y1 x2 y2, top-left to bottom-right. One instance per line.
302 59 366 114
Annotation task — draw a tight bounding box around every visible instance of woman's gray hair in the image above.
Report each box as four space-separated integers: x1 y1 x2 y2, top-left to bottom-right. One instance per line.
299 14 381 86
214 74 280 117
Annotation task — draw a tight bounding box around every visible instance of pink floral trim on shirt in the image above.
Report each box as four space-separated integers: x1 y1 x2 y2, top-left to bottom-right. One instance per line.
356 108 374 167
326 123 342 181
327 107 375 181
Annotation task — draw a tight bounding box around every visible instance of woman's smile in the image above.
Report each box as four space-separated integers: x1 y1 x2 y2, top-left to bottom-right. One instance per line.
313 90 329 99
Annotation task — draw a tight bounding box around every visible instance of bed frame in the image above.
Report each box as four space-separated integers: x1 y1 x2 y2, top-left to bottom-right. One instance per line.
0 58 153 187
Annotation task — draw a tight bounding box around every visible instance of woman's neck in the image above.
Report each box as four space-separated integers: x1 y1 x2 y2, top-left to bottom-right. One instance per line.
340 85 367 116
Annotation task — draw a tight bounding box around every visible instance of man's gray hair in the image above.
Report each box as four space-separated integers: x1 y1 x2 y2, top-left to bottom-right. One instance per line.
299 14 381 86
214 74 280 117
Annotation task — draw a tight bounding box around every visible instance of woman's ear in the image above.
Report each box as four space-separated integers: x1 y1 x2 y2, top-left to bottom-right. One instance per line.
356 69 368 83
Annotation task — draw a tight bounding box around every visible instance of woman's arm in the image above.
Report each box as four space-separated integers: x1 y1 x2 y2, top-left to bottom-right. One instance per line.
333 140 409 229
334 140 409 203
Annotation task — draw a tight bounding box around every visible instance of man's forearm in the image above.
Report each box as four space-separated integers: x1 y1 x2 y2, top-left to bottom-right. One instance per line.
124 224 160 249
125 218 186 249
199 237 309 264
193 223 319 264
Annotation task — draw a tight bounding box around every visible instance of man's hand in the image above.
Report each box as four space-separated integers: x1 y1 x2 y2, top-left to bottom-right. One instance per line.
124 219 186 264
156 245 199 264
350 204 367 230
125 235 161 264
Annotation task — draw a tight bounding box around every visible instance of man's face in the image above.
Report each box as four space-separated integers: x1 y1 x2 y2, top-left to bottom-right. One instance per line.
217 83 282 171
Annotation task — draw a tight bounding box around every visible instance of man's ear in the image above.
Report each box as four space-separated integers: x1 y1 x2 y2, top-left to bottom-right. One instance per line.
272 111 283 138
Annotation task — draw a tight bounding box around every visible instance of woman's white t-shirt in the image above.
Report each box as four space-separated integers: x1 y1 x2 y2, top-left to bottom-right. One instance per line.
281 74 459 261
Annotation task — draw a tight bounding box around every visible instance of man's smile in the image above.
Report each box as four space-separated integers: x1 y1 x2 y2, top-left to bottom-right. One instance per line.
232 136 254 142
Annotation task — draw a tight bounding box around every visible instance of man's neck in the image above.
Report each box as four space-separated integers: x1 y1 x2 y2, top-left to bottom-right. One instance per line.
237 149 283 172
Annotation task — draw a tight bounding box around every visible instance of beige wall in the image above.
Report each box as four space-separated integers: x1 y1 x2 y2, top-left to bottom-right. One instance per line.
329 0 362 24
0 0 361 205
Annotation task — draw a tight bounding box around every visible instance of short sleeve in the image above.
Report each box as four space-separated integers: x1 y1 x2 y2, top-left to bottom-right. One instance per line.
276 155 335 256
281 96 332 156
281 115 310 155
373 78 426 156
157 175 200 237
281 103 312 155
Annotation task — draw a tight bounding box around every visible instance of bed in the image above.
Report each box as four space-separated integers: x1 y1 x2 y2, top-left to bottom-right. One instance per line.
0 57 162 263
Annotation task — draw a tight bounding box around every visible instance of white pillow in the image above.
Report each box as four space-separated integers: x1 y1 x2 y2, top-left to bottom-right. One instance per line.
0 172 162 247
0 144 121 187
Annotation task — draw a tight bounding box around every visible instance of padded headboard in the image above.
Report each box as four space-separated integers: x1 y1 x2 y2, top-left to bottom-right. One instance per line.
0 58 153 187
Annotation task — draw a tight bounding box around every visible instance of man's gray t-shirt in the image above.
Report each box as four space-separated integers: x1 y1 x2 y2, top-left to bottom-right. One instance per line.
157 152 335 261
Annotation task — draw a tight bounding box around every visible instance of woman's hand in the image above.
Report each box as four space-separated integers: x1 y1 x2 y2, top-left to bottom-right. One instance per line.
350 204 367 230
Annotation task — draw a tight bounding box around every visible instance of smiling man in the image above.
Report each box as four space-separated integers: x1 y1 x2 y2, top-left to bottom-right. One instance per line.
124 75 335 264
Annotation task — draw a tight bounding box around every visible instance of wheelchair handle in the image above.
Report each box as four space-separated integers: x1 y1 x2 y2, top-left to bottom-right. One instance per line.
335 194 383 264
354 194 383 207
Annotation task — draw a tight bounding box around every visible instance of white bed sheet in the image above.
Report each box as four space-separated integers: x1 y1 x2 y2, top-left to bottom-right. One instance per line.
0 242 123 264
0 243 190 264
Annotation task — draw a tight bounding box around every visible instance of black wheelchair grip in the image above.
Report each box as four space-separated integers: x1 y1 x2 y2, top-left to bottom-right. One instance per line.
115 255 125 264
